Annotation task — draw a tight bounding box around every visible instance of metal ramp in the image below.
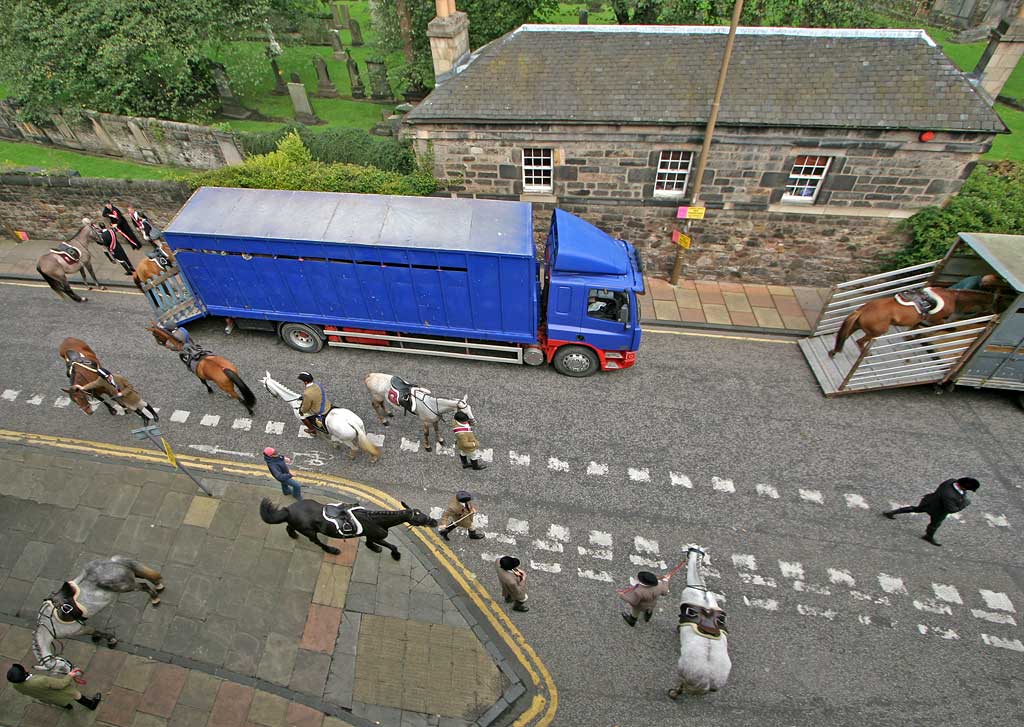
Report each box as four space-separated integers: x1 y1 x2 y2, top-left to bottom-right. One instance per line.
800 261 997 396
139 264 206 327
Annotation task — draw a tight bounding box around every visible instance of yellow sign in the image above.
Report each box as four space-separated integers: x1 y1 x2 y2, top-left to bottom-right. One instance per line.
672 230 692 248
161 437 177 468
676 206 706 220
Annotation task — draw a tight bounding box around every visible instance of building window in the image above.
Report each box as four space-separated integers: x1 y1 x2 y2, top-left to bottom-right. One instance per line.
522 148 553 192
782 155 832 203
654 151 694 198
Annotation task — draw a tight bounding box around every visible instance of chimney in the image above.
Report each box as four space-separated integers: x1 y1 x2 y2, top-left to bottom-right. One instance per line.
427 0 470 85
972 5 1024 102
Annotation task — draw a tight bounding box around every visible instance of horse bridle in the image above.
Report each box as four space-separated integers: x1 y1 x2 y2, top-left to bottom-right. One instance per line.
34 601 75 674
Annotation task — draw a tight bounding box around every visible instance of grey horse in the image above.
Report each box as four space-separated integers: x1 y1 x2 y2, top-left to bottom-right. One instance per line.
669 545 731 699
32 556 163 674
35 221 105 302
364 372 475 451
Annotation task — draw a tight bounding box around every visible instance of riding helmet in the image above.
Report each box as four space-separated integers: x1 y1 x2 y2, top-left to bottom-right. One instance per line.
499 556 520 571
456 490 472 503
5 664 27 683
453 411 470 423
637 571 658 587
297 372 314 383
957 477 981 491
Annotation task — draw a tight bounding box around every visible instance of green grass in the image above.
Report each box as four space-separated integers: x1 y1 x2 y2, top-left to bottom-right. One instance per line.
541 2 617 24
0 140 185 180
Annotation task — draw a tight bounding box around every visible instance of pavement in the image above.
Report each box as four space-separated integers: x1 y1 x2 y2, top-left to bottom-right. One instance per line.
0 441 544 727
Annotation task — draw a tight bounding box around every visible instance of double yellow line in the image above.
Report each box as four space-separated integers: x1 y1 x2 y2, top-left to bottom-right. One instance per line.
0 428 558 727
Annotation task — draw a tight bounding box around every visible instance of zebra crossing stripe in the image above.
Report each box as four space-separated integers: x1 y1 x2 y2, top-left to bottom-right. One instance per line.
53 396 71 408
628 467 650 482
756 483 779 498
200 414 220 427
981 634 1024 652
712 476 735 493
587 462 608 476
265 421 284 435
170 410 190 423
26 395 43 405
232 418 252 431
1 389 19 401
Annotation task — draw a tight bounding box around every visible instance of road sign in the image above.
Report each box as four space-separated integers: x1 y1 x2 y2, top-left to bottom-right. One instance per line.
672 230 692 249
161 437 177 468
676 206 706 220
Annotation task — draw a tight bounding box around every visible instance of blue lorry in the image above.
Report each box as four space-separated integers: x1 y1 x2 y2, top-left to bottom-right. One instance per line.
148 187 644 377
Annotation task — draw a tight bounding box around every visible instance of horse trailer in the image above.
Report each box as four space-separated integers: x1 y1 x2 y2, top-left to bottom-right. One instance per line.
799 232 1024 399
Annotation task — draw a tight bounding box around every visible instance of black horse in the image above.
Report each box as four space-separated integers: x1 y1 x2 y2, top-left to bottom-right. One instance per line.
259 498 437 560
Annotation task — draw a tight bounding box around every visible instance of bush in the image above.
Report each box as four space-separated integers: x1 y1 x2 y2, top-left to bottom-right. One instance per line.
896 162 1024 266
237 125 416 173
188 131 436 196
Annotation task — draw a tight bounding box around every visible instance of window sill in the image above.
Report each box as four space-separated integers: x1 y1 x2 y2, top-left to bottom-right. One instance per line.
520 192 557 203
768 203 914 219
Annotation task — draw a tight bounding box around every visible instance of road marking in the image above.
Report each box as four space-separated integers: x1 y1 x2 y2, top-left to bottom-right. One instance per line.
26 395 43 405
507 518 530 536
918 624 959 640
633 536 659 554
878 574 907 595
232 418 251 431
547 457 569 472
579 530 613 560
590 531 613 547
587 462 608 476
530 561 562 574
979 590 1015 612
711 476 735 493
858 615 872 625
265 421 284 434
644 327 796 344
629 554 667 569
577 569 612 582
970 609 1016 625
577 546 613 560
793 582 831 595
548 525 570 542
798 488 824 504
430 507 444 520
844 494 869 509
367 433 385 447
797 604 837 620
297 424 313 439
850 591 890 606
187 444 253 457
509 450 530 466
983 513 1010 528
170 410 190 423
486 533 517 544
739 573 777 587
474 515 489 529
200 414 220 427
743 596 779 611
932 584 962 604
434 444 456 458
756 483 779 498
628 467 650 482
400 437 420 453
913 599 952 616
981 634 1024 652
479 448 494 463
533 539 563 553
732 554 756 570
828 569 856 587
778 561 804 579
0 280 141 296
669 472 692 488
2 390 19 401
53 396 71 408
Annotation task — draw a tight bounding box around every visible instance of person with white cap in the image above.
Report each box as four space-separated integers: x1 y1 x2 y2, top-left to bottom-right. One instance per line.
618 570 669 627
439 490 485 541
496 556 529 612
263 447 302 499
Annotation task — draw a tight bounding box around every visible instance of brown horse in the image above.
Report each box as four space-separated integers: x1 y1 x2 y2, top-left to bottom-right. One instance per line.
58 337 117 415
147 325 256 414
830 287 996 357
132 241 175 289
37 224 105 303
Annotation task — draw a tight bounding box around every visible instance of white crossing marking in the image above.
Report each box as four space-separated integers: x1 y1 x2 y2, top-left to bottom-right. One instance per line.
948 513 964 523
1 389 19 401
480 552 500 563
979 590 1015 612
755 483 779 499
913 599 952 616
479 448 493 463
970 609 1017 625
796 604 836 620
200 414 220 427
983 513 1010 528
429 507 444 520
474 515 489 529
530 561 562 574
587 462 608 476
793 582 831 595
232 418 252 431
669 472 692 488
265 420 284 434
798 489 824 504
739 573 777 588
850 591 890 606
711 476 735 493
533 539 563 553
629 554 667 569
400 437 420 453
507 518 530 535
732 554 757 570
844 493 869 509
580 530 613 560
743 596 779 611
485 533 517 544
778 561 804 579
548 524 570 542
170 410 190 423
828 569 856 587
858 615 872 625
577 568 613 582
297 424 313 439
981 634 1024 652
878 574 907 595
547 457 569 472
590 531 613 547
918 624 959 640
367 433 385 447
932 584 962 604
633 536 659 554
628 467 650 482
577 546 613 560
509 450 530 466
26 395 43 405
53 396 71 408
434 443 456 458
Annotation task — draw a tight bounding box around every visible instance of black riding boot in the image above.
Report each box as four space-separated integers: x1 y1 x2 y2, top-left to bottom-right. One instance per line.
76 693 102 710
459 455 471 469
468 529 485 539
471 459 487 471
440 525 454 541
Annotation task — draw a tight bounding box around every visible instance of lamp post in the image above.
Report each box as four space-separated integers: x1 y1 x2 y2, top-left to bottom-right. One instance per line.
669 0 745 285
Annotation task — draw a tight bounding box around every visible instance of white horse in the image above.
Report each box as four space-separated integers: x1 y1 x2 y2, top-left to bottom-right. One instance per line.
669 545 731 699
262 372 380 462
364 372 475 452
33 556 163 674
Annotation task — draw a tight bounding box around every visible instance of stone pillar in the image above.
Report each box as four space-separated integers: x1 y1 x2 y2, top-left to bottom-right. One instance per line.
973 14 1024 100
349 18 364 46
313 56 340 98
329 29 346 60
579 9 589 24
427 1 470 85
287 73 322 125
346 53 366 99
365 59 392 100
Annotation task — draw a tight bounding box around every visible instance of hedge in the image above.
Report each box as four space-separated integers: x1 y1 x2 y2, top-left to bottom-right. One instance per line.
237 125 417 174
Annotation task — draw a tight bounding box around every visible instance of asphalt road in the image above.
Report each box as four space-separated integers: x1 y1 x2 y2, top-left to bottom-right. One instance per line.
1 280 1022 727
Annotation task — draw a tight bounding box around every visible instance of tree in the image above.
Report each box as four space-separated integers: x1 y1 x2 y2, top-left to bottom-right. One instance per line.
610 1 662 24
0 0 310 124
658 0 869 26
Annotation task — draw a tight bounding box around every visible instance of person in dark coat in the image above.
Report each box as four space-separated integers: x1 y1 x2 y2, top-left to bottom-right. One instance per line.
263 447 301 499
127 206 162 248
883 477 980 546
101 201 142 250
85 218 135 275
6 663 101 710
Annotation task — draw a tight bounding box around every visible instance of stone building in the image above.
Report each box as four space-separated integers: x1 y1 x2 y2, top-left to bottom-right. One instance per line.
403 20 1007 285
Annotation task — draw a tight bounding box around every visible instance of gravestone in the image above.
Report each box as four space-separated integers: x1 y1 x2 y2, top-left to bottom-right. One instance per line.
346 53 366 99
349 18 364 46
340 3 351 29
330 2 343 29
268 53 288 95
365 59 391 100
313 56 340 98
212 63 253 119
579 9 589 24
329 29 346 60
287 73 321 125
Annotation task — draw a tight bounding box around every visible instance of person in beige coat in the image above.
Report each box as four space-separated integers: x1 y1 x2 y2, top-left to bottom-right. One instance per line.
439 490 485 541
496 556 529 612
6 663 101 710
618 571 669 626
453 411 486 470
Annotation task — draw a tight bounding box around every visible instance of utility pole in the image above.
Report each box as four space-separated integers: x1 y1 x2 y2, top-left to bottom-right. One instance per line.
669 0 745 285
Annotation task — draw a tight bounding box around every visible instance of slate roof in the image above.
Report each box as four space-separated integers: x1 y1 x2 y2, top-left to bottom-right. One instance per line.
405 25 1006 133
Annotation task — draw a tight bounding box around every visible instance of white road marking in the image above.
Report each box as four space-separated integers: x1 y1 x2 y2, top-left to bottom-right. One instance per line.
1 389 19 401
587 462 608 476
530 561 562 574
793 582 831 596
981 634 1024 652
796 604 837 620
970 609 1017 625
577 546 613 560
479 448 493 463
434 443 457 458
533 539 563 553
170 410 190 423
400 437 420 453
932 584 962 604
669 472 692 488
731 554 757 570
629 554 667 569
473 515 489 529
798 489 824 504
979 590 1015 612
547 457 569 472
743 596 778 611
265 420 284 434
850 591 890 606
548 524 570 542
634 536 659 554
711 476 735 493
878 574 907 595
429 507 444 520
913 599 952 616
983 513 1010 528
577 569 612 582
918 624 959 640
53 396 71 408
738 573 777 588
948 513 964 523
756 483 779 499
187 444 253 457
507 518 530 536
858 615 872 625
367 433 385 447
26 395 43 406
200 414 220 427
485 533 516 544
778 561 804 579
628 467 650 482
297 424 313 439
844 494 869 509
232 418 251 431
590 531 613 546
509 450 530 466
828 569 856 587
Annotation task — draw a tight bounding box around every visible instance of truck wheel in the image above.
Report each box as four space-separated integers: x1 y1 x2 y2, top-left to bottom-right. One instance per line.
552 345 599 377
280 323 324 353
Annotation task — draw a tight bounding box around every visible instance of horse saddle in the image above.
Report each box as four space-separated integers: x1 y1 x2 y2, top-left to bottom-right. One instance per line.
386 376 425 414
895 287 944 317
146 250 171 269
308 409 334 435
178 343 212 374
49 242 81 265
678 603 727 639
50 581 88 623
322 503 364 538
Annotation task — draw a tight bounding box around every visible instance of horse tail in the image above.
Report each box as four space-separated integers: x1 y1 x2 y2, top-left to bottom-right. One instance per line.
260 497 290 525
830 309 861 357
109 555 162 583
224 369 256 411
37 265 74 300
354 422 381 459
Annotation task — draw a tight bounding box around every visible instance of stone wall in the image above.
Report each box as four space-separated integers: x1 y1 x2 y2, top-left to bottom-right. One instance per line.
0 101 243 171
0 172 191 240
405 122 989 285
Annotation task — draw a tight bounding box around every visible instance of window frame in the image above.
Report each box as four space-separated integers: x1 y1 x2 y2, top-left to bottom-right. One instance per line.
781 155 832 204
653 150 694 199
522 148 554 193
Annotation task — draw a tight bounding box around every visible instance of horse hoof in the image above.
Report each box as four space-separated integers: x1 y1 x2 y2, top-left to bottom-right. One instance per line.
423 445 432 452
370 456 380 463
391 551 401 561
386 412 394 418
154 582 165 592
382 420 389 427
91 633 102 643
79 297 88 303
106 638 118 648
437 438 446 446
326 547 341 555
150 597 161 607
668 689 679 700
99 286 107 291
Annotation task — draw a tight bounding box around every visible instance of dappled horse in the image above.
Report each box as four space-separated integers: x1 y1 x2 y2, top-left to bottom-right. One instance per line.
364 373 475 452
147 325 256 414
261 372 380 462
830 287 997 357
36 223 105 303
260 497 436 560
32 556 163 674
669 545 731 699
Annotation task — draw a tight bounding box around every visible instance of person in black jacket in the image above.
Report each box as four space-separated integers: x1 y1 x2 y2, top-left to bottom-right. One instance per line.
883 477 980 546
101 201 142 250
85 218 135 275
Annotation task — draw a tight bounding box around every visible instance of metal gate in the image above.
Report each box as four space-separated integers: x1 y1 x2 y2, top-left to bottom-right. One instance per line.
139 264 206 328
799 261 997 396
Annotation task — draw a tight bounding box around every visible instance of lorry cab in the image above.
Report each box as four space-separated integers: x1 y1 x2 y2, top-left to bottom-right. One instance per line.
543 210 645 375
